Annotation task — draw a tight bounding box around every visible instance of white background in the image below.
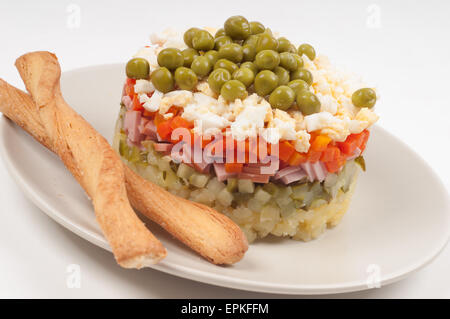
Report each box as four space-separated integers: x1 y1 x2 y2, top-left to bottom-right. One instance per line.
0 0 449 298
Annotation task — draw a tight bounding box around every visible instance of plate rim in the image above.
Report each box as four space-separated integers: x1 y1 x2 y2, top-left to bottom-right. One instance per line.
1 64 449 295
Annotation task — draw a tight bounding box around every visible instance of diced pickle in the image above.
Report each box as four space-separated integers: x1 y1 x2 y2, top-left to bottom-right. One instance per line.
217 188 234 206
254 187 271 205
355 156 366 171
262 182 280 196
226 178 238 192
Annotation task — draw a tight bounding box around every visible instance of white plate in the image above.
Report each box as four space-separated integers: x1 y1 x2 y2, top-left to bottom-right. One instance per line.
1 64 449 295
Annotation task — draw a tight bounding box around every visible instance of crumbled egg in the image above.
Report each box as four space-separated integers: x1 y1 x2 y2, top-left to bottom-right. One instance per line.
159 90 193 114
134 79 155 94
231 102 270 141
294 130 311 153
139 90 163 112
304 112 349 142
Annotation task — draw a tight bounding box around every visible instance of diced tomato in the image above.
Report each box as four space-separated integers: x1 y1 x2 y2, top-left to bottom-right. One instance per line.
224 162 243 173
157 120 173 141
320 146 340 162
311 135 332 152
131 94 144 111
288 152 308 166
278 141 296 162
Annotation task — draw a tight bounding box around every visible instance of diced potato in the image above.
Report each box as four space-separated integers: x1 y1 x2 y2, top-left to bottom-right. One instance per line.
206 178 226 194
177 163 195 180
217 188 234 206
254 188 271 205
189 173 210 188
226 178 238 192
238 179 255 194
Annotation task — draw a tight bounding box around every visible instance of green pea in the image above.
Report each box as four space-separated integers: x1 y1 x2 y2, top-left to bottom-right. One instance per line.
273 66 290 85
249 21 265 35
214 35 233 51
181 48 199 67
296 91 321 115
215 28 226 38
150 67 174 93
351 88 377 108
244 34 259 47
214 58 238 75
277 37 292 53
279 52 298 72
292 54 304 69
255 33 278 53
269 86 296 110
191 30 215 51
224 15 251 40
191 56 212 77
232 68 255 88
254 70 279 96
240 61 258 74
288 44 297 54
255 50 280 70
204 50 219 66
174 67 198 91
184 27 201 48
242 44 256 62
126 58 150 79
221 80 248 101
298 43 316 60
157 48 184 70
288 79 309 96
218 43 243 63
208 68 232 93
290 68 313 85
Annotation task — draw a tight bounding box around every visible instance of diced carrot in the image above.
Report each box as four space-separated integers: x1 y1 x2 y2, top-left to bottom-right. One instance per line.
288 152 308 166
359 130 370 152
337 132 364 155
320 146 340 162
153 113 165 127
307 149 322 163
126 78 136 86
132 94 144 111
278 141 296 162
325 160 340 173
224 162 243 173
157 120 173 141
311 135 332 152
170 116 194 130
167 105 181 116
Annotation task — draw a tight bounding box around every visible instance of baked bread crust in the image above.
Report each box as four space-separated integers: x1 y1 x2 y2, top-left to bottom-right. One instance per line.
0 51 248 265
13 52 167 268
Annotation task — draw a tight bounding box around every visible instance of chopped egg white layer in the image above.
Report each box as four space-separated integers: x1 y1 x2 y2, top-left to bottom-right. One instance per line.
129 30 379 150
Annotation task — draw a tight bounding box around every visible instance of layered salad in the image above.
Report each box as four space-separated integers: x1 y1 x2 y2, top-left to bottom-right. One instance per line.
113 16 379 242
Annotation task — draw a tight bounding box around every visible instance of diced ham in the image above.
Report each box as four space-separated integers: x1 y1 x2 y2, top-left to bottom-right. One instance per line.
122 95 133 110
242 165 261 174
213 163 237 182
138 118 149 135
142 121 157 140
193 162 211 174
300 162 315 182
311 161 328 182
280 170 307 184
123 110 141 143
153 143 173 153
238 172 271 184
273 166 304 180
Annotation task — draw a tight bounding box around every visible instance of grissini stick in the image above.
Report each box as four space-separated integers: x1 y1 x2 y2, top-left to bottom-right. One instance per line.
13 52 166 268
2 53 248 265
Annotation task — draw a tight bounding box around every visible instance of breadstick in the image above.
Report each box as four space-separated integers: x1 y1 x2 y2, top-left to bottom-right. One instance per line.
13 52 166 268
2 52 248 264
